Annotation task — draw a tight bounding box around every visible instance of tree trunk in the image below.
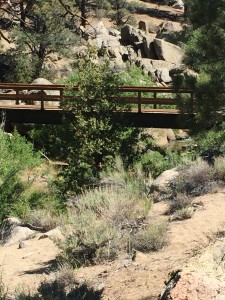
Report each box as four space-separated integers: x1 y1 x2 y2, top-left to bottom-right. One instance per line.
80 0 87 27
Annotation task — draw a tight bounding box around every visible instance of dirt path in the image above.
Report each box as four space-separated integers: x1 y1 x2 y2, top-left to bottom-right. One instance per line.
0 234 59 296
1 191 225 299
78 191 225 300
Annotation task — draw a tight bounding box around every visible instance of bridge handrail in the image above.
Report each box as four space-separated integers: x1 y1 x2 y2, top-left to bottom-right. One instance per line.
0 83 194 112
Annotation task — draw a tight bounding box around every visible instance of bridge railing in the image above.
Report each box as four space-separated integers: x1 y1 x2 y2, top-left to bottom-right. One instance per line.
0 84 194 112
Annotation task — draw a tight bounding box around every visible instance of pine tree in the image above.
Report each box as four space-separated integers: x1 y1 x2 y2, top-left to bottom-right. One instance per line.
179 0 225 128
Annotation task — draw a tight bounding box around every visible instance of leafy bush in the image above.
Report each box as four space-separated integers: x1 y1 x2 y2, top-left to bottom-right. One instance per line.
31 52 144 195
131 221 167 252
0 130 44 221
0 130 62 222
140 151 169 178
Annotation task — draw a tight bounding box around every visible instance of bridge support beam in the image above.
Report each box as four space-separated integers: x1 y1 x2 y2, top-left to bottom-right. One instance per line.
0 109 195 129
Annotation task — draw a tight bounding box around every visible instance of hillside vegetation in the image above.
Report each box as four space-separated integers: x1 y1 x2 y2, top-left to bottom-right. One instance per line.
1 0 225 299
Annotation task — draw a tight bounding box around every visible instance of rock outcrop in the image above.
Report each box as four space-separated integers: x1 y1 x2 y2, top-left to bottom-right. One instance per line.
153 38 184 65
75 20 186 84
0 217 35 246
159 271 225 300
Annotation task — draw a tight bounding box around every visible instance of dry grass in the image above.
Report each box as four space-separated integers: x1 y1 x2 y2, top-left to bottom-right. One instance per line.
170 207 194 221
58 162 153 267
214 157 225 181
23 209 66 232
173 159 216 196
131 221 167 252
168 193 192 214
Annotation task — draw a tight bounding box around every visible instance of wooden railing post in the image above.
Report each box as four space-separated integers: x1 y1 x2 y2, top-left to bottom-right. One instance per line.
16 89 19 105
138 91 141 113
40 89 44 110
190 91 194 113
154 92 157 109
60 89 63 108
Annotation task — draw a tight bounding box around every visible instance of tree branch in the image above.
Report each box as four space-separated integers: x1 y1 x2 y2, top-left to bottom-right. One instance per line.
57 0 97 36
0 30 13 43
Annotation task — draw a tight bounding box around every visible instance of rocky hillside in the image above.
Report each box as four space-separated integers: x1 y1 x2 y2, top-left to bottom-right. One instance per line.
0 0 187 85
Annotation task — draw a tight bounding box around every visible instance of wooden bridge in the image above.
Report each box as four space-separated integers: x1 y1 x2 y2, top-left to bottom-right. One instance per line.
0 83 194 129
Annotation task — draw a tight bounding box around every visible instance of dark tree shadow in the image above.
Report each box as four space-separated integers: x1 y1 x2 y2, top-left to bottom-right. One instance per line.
16 281 103 300
20 259 58 275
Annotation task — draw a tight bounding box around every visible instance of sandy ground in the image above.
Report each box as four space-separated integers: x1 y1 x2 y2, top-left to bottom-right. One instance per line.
1 190 225 299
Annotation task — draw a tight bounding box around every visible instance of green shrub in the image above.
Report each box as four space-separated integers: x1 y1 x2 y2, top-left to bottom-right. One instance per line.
140 151 169 178
0 130 62 222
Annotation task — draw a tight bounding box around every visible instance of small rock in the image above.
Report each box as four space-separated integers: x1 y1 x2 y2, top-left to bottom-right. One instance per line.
18 241 28 249
39 227 64 241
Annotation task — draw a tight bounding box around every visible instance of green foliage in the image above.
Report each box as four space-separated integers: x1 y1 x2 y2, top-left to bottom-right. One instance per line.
107 0 136 27
6 0 78 82
0 130 41 220
194 124 225 154
177 0 225 129
31 51 142 194
0 129 61 221
119 65 153 87
140 151 169 178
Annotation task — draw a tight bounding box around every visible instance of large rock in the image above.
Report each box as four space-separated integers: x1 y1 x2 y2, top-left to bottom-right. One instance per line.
150 168 179 201
153 38 184 65
84 21 109 38
150 59 177 71
39 227 64 241
121 24 146 46
159 271 225 300
143 36 158 59
172 0 184 10
0 217 35 246
160 21 183 34
135 58 176 82
156 68 172 83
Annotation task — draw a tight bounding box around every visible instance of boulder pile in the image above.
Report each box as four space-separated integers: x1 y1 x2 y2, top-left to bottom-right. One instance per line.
80 21 186 85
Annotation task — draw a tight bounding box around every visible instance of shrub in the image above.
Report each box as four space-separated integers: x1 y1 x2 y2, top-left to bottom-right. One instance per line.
140 151 169 178
170 207 194 221
168 193 192 214
214 157 225 181
172 159 215 196
23 209 66 232
57 164 152 267
14 263 103 300
131 221 167 252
